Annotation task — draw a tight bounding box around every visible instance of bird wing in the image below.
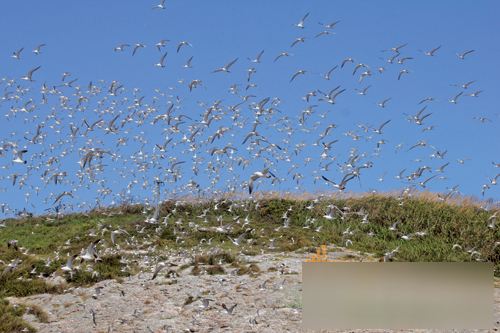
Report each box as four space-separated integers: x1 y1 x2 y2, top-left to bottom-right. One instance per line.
377 119 391 132
226 58 238 69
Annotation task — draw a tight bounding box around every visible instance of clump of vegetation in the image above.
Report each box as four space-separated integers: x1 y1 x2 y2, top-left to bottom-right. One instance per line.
0 299 36 333
206 265 225 275
183 295 195 306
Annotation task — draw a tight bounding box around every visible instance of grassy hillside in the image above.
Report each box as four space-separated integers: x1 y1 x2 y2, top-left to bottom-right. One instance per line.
0 188 498 332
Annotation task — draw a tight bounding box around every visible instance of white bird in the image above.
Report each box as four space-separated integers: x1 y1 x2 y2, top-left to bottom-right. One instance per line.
32 44 46 55
291 37 306 47
318 87 345 104
374 98 392 108
111 228 130 246
152 0 166 9
213 58 238 73
151 262 177 280
183 56 193 68
398 69 411 80
198 297 215 308
61 254 79 272
293 12 309 29
451 80 476 89
177 41 192 52
466 90 484 97
80 239 101 262
323 205 339 220
419 45 441 56
248 50 264 63
248 168 276 195
397 232 415 240
274 52 294 62
132 44 146 56
382 43 407 52
11 47 23 59
114 44 130 51
21 66 41 82
389 220 400 231
290 70 307 82
216 219 235 233
373 119 391 134
319 20 340 29
359 70 372 83
446 91 463 104
13 150 28 164
226 228 254 247
355 85 371 95
153 52 168 67
455 50 474 59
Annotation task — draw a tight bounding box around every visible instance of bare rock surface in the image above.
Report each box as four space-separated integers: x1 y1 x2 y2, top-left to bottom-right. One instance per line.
6 249 500 333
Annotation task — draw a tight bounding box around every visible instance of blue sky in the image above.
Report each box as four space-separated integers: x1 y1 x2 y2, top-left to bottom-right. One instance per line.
0 1 499 216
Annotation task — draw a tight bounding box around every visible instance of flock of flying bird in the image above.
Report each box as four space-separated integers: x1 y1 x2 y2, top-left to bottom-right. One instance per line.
1 9 497 218
0 7 498 331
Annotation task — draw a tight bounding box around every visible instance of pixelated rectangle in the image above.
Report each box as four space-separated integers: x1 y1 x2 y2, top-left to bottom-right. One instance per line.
302 262 492 329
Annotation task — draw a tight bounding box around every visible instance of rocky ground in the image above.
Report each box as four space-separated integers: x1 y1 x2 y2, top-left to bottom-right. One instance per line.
6 248 500 333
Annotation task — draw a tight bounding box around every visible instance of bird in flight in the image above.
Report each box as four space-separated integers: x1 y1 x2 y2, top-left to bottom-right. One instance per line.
319 20 340 29
213 58 238 73
80 239 101 262
248 50 264 63
293 12 309 28
419 45 441 56
153 52 168 67
355 85 371 95
274 53 294 62
21 66 41 82
12 149 28 164
32 44 45 55
466 90 483 97
11 47 23 59
446 91 463 104
373 119 391 134
382 43 407 52
177 41 192 53
341 58 356 68
290 70 307 82
455 50 474 59
132 44 146 56
374 98 392 108
114 44 130 51
155 39 170 50
152 262 177 280
291 37 306 47
318 87 345 104
398 69 411 80
152 0 166 9
317 66 337 80
226 228 254 247
183 56 193 68
451 80 476 89
248 168 276 194
321 174 355 191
